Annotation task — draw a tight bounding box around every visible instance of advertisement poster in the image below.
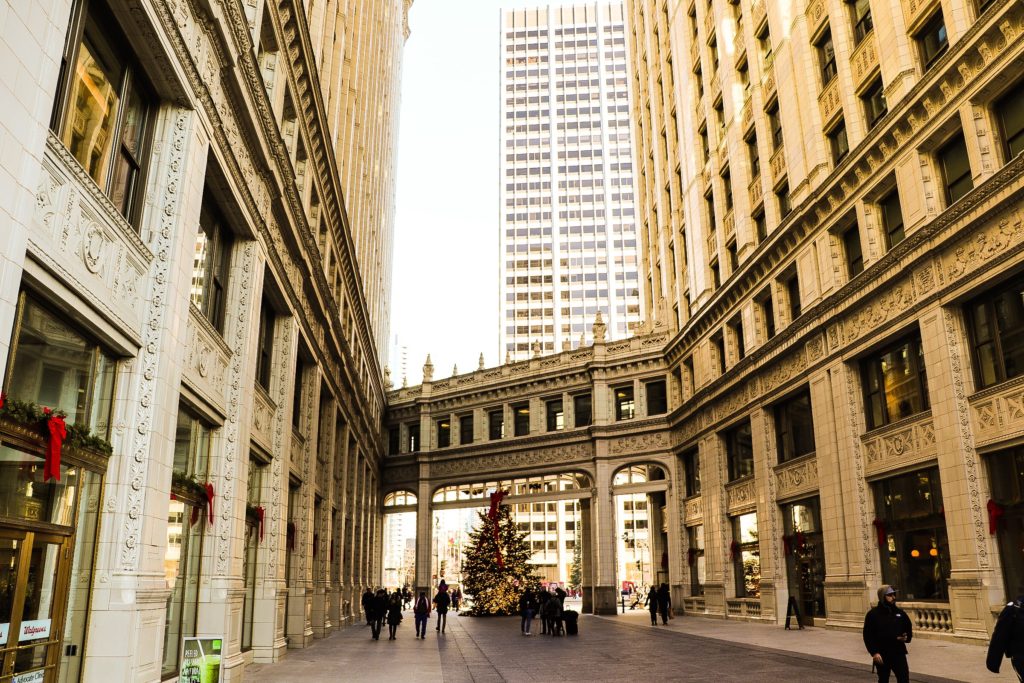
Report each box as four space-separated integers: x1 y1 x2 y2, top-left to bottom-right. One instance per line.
180 637 222 683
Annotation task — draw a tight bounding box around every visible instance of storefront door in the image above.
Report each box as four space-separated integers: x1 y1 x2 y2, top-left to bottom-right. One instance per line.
0 529 72 683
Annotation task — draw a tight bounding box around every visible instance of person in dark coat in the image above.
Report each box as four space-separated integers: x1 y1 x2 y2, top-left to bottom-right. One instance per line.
433 581 451 633
386 591 403 640
657 583 672 625
519 588 538 635
987 595 1024 677
370 589 388 640
863 585 912 683
361 587 374 626
644 586 660 625
554 587 567 633
413 591 431 638
541 591 562 635
537 589 551 634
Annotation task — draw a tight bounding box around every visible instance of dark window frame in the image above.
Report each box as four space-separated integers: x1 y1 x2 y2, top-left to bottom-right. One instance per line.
774 388 816 463
965 273 1024 389
724 419 754 482
860 332 930 430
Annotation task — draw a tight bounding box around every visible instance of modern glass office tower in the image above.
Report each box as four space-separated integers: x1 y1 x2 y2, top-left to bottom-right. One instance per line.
499 2 643 361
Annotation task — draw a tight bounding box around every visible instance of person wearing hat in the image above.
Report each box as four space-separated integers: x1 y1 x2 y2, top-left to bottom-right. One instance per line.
863 585 913 683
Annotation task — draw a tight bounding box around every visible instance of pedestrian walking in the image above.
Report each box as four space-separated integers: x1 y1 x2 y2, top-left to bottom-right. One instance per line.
434 581 451 633
452 586 462 612
657 583 671 625
387 591 403 640
362 587 374 626
537 590 551 634
519 588 538 636
645 586 660 625
370 588 388 641
413 591 431 639
987 594 1024 679
541 590 563 635
863 585 912 683
402 587 412 610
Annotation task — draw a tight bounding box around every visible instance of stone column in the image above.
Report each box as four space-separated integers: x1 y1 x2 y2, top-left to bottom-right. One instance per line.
920 305 1002 638
312 390 335 638
415 473 434 596
590 458 619 614
750 408 779 620
699 433 727 615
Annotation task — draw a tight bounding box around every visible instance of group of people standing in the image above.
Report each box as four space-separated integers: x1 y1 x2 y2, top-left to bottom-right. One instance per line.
361 582 462 641
644 583 673 626
518 585 574 636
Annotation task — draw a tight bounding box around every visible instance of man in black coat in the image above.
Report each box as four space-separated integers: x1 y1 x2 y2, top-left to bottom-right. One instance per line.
370 589 388 640
657 583 672 625
361 587 374 626
987 595 1024 678
863 585 913 683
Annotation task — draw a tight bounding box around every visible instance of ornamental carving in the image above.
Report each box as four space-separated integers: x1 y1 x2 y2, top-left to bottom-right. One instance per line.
684 495 703 524
608 431 669 455
862 413 937 477
775 456 819 500
726 477 756 514
182 306 231 413
383 465 418 485
430 442 592 478
850 31 878 90
970 377 1024 449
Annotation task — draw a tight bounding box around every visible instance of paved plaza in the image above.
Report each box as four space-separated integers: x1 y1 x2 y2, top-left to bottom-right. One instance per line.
248 607 1013 682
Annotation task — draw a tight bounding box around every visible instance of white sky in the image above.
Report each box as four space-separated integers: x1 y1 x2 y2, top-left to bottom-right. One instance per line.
390 0 539 386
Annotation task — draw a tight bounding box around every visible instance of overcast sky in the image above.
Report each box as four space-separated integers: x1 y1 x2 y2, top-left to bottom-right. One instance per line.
390 0 538 386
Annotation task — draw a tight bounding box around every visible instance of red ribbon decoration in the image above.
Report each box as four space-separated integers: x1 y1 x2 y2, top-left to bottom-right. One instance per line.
729 540 740 561
988 499 1005 536
0 392 5 409
205 483 215 524
872 518 887 546
487 490 507 568
190 506 201 527
256 506 265 542
782 534 793 556
42 409 66 482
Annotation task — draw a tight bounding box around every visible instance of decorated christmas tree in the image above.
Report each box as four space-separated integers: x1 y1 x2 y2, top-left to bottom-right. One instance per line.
461 492 540 615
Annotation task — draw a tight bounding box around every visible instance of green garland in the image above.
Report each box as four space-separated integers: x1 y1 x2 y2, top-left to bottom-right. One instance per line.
0 396 113 456
171 470 209 502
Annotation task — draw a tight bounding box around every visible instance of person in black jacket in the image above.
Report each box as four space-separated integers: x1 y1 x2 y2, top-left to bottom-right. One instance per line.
657 583 672 625
987 595 1024 678
386 591 404 640
433 581 451 633
644 586 660 626
519 588 538 635
361 587 374 626
863 585 913 683
370 588 388 641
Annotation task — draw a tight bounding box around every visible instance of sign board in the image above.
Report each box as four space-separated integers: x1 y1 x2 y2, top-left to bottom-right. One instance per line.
11 671 45 683
180 637 222 683
19 619 51 642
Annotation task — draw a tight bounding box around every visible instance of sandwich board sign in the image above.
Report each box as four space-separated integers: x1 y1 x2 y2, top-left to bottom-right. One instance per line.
180 637 222 683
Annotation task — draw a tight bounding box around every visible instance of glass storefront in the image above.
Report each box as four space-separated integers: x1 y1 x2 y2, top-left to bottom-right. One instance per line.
986 447 1024 599
732 512 760 598
781 498 825 623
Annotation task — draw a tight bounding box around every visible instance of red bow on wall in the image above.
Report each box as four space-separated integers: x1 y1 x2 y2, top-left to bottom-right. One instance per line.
988 499 1005 536
872 518 887 547
42 409 66 482
488 490 507 568
256 506 265 542
205 483 215 524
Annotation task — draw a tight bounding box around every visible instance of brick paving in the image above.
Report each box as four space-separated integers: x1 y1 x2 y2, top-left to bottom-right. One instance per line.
248 606 1011 682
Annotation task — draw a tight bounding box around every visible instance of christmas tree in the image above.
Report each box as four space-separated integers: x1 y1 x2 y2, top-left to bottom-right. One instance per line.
461 493 540 615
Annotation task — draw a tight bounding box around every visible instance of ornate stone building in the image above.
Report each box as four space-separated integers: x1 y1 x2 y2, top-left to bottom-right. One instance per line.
0 0 407 680
385 0 1024 644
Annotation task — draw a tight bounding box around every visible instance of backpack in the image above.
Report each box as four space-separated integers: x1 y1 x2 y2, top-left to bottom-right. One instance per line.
415 597 429 615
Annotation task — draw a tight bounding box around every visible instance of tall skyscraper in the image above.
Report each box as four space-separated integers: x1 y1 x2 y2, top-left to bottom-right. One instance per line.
499 2 643 362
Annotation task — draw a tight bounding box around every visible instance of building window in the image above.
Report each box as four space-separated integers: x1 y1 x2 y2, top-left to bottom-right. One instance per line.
767 102 783 150
724 419 754 481
513 403 530 436
729 314 746 360
827 119 849 165
916 9 948 70
732 512 760 598
436 417 451 448
407 423 420 452
996 80 1024 162
756 22 773 67
784 270 801 321
646 380 667 415
191 194 233 333
776 183 792 217
688 525 706 595
488 409 505 440
388 426 400 455
242 457 266 652
861 76 887 128
774 388 815 463
937 132 973 205
256 298 275 391
163 406 211 678
711 330 727 374
842 222 864 277
965 273 1024 389
574 393 593 427
4 293 117 436
614 385 635 421
53 0 156 226
459 414 474 444
781 498 826 618
851 0 874 43
815 27 837 86
861 333 930 430
880 187 905 250
986 447 1024 599
682 448 701 497
746 133 761 177
546 398 564 431
758 288 776 341
291 360 304 428
753 210 767 243
873 467 949 600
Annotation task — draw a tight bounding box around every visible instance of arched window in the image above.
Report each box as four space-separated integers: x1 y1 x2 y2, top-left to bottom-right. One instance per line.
613 464 666 486
384 490 417 507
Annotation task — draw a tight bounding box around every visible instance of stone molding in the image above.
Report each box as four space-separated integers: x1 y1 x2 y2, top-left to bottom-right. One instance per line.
725 476 756 515
774 454 819 501
861 412 937 478
971 375 1024 449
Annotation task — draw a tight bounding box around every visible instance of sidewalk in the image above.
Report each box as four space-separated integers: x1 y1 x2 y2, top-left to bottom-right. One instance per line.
600 609 1014 683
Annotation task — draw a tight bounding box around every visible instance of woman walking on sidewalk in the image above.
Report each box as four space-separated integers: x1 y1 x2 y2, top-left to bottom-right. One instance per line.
413 591 431 639
386 591 403 640
434 581 451 634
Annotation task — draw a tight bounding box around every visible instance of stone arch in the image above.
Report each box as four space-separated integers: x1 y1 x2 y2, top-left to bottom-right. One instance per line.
610 460 671 488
